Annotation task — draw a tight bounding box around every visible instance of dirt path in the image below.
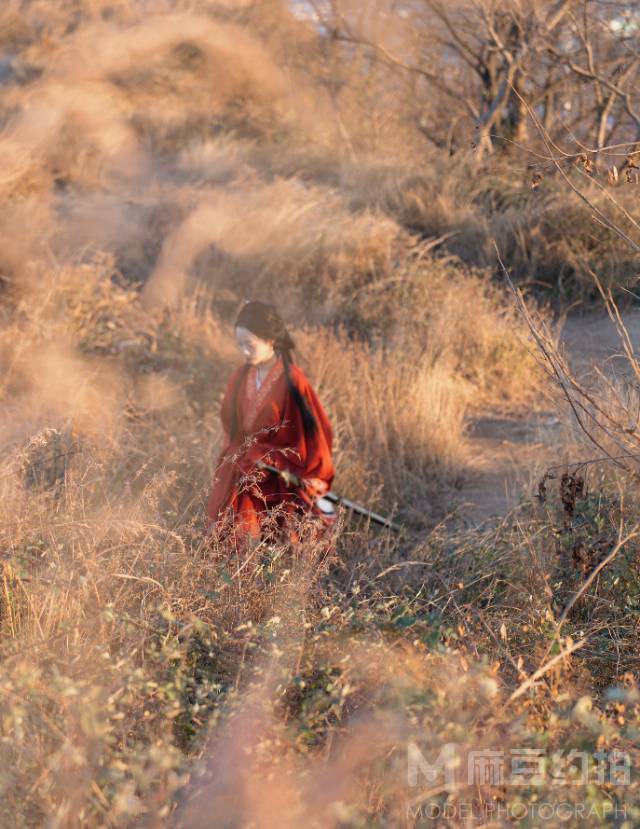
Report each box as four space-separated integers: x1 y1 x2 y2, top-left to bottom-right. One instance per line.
457 310 640 527
457 410 561 527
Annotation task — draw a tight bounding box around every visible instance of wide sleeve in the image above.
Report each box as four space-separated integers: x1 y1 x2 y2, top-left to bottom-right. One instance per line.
269 366 335 492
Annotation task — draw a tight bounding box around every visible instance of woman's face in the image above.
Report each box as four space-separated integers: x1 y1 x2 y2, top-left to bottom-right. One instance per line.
235 326 275 365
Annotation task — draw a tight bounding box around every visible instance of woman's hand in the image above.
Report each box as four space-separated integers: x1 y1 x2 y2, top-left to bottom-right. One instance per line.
302 476 329 497
279 467 300 487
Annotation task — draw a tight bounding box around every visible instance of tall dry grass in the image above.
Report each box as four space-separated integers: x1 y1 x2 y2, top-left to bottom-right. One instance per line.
3 422 639 826
0 259 635 827
1 2 637 828
339 156 640 302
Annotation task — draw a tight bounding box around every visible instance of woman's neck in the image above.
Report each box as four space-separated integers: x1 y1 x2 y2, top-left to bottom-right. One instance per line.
255 353 278 375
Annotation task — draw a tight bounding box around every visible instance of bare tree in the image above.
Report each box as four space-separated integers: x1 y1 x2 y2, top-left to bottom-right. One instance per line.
302 0 640 159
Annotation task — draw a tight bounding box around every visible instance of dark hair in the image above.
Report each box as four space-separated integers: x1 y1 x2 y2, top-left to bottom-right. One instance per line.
230 301 317 439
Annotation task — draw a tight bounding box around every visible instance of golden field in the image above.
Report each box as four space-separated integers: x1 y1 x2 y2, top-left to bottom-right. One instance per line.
1 2 640 827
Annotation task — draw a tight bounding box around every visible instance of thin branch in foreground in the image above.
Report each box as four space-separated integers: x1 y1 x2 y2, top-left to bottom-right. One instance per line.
495 243 635 470
507 636 588 704
554 529 639 634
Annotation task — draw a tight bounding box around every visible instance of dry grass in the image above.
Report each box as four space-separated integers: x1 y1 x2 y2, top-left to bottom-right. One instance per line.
0 2 637 827
0 260 635 827
2 430 639 826
341 156 640 302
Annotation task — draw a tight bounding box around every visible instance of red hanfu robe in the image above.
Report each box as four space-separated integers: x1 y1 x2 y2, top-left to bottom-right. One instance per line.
207 357 335 539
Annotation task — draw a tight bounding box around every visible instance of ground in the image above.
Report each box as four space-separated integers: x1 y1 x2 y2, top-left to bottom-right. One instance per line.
458 310 640 526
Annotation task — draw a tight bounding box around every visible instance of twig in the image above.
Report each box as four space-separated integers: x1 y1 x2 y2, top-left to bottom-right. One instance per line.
554 529 638 633
495 244 632 469
507 636 588 703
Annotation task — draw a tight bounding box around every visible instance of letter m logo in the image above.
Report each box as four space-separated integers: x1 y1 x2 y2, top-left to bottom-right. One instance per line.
407 742 458 788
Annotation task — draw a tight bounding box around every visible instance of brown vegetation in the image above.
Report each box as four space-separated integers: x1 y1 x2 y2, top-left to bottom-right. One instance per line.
1 1 639 827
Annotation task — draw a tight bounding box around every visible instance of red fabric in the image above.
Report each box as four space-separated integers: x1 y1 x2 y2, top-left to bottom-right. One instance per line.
207 357 335 539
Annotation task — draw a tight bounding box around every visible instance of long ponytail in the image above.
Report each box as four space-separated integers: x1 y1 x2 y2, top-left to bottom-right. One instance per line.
279 344 318 439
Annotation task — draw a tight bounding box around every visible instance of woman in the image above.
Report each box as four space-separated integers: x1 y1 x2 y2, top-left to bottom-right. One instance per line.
207 301 335 540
